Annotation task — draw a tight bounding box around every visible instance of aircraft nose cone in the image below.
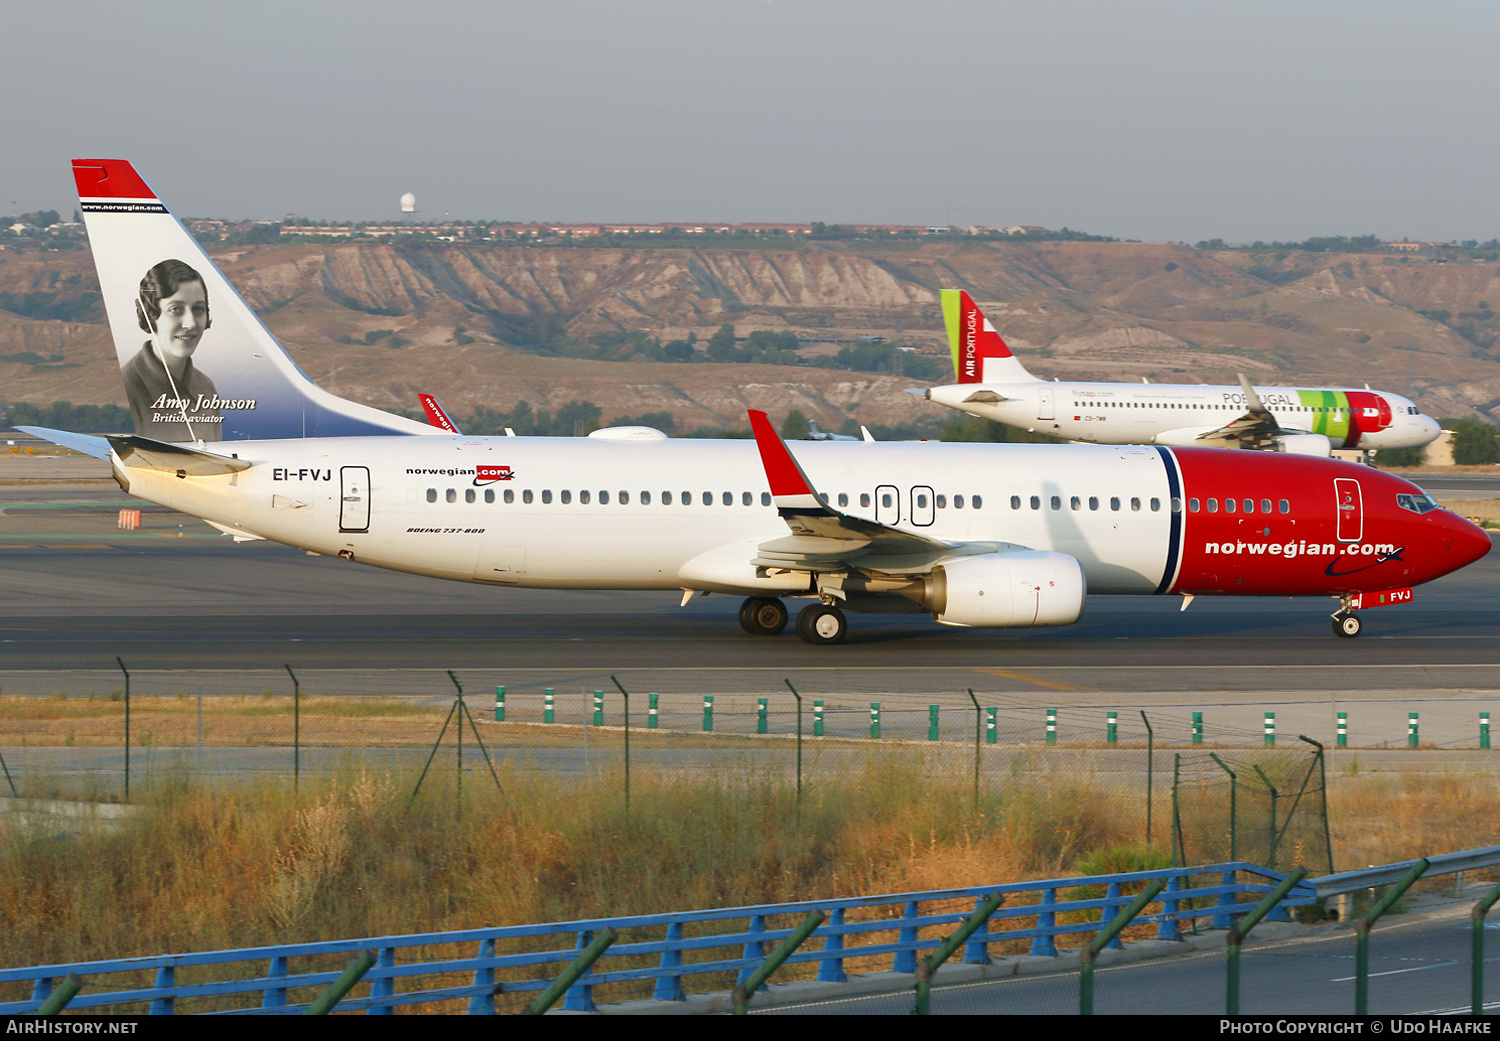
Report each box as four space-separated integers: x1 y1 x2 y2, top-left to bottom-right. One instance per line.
1443 512 1492 570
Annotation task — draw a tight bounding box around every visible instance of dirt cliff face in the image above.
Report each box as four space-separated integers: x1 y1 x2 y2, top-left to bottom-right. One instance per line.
2 240 1498 428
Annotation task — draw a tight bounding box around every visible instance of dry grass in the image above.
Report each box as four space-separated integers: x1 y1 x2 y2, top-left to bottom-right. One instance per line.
0 753 1492 1011
1327 770 1500 870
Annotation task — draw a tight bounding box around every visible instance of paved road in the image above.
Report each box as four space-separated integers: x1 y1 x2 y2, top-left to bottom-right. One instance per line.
755 900 1500 1015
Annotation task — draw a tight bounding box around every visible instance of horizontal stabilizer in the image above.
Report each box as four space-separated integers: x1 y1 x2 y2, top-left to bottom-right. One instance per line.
14 426 112 460
107 434 251 476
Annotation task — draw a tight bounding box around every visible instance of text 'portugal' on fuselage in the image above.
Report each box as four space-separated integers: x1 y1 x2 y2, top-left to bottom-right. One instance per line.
16 159 1490 647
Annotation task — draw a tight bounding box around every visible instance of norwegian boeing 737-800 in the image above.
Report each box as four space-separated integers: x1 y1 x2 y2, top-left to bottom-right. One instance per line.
918 291 1442 457
19 161 1488 644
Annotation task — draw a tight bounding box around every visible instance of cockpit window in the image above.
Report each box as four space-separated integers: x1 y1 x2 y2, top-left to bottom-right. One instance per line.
1396 492 1440 515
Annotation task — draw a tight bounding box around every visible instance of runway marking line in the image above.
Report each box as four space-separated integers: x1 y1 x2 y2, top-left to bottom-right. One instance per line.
1329 960 1457 982
975 668 1083 692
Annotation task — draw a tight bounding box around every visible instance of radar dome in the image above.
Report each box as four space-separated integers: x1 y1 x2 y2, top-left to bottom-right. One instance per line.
400 192 416 213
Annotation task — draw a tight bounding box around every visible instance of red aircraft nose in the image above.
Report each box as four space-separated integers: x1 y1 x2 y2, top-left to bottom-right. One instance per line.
1438 511 1493 572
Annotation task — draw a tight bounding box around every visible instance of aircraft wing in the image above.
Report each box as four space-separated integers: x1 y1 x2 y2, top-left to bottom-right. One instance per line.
747 409 958 572
1194 373 1302 449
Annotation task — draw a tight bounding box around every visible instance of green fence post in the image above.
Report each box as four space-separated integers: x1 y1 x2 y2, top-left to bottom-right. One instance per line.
732 911 825 1014
1408 712 1419 748
1226 868 1308 1014
1107 711 1117 744
544 688 554 724
929 705 940 741
757 697 768 735
914 893 1005 1015
1337 711 1348 748
33 974 84 1015
1473 881 1500 1015
1264 712 1276 747
1046 708 1057 746
1356 859 1429 1014
1481 711 1490 750
494 686 505 722
869 702 881 739
1080 880 1165 1015
703 695 714 732
593 691 604 727
986 707 997 744
525 928 619 1015
304 951 376 1015
813 699 824 737
648 692 659 730
1192 711 1203 745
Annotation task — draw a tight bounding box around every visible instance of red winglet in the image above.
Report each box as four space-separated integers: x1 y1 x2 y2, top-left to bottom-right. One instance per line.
748 410 817 499
72 160 155 200
419 393 461 433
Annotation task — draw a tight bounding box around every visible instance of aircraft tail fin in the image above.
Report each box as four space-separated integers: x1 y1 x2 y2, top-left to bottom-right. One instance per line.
940 290 1038 384
73 159 437 443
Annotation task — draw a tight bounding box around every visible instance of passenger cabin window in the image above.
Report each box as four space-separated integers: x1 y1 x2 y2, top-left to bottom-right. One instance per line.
955 495 965 509
743 492 752 506
916 493 928 509
1189 498 1200 512
682 490 691 504
1242 499 1254 513
426 488 437 503
661 491 672 505
1071 496 1081 510
446 489 456 503
641 491 651 504
523 489 534 504
1030 495 1041 510
860 493 871 508
501 489 511 503
838 493 848 507
725 492 735 506
972 495 982 509
466 489 475 503
1089 496 1099 511
702 491 712 506
1224 498 1236 514
881 492 893 508
1206 498 1217 512
761 492 771 506
936 495 947 508
1050 495 1061 510
1150 497 1161 512
561 490 572 504
542 490 552 504
1278 499 1289 514
1011 495 1021 510
1261 499 1271 514
1131 497 1141 511
1110 497 1121 511
579 490 590 505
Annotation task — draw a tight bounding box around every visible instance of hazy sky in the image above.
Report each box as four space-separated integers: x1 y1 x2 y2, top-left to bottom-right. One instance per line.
3 1 1496 242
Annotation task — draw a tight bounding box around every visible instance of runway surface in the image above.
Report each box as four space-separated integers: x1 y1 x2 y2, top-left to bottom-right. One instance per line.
1 476 1496 748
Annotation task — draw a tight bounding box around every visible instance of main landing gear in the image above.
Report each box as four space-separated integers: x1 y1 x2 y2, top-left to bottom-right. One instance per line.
738 597 848 644
738 596 789 636
796 603 847 645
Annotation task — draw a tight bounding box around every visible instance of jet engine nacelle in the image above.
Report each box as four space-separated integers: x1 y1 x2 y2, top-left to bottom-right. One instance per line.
929 551 1087 628
1273 433 1333 457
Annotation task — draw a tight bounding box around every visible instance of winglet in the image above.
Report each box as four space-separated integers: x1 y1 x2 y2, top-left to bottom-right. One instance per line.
748 410 829 511
419 393 461 433
1237 372 1269 415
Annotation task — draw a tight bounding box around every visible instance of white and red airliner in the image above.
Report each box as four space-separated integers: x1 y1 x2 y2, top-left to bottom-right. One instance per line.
19 160 1490 644
918 290 1442 457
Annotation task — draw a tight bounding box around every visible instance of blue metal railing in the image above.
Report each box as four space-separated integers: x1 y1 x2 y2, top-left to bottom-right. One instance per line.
1 861 1310 1015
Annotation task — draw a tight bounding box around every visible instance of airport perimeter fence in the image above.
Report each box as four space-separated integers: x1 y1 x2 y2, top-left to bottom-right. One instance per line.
0 667 1355 869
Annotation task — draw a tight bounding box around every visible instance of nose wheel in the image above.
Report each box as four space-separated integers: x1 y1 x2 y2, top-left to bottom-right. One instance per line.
738 597 788 635
796 603 848 645
1332 611 1362 638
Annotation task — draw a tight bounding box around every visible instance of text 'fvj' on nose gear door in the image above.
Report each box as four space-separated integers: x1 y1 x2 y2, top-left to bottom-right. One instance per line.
340 466 370 532
1334 477 1362 543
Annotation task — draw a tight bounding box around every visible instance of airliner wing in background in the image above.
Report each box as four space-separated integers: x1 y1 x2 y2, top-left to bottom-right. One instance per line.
1193 372 1314 450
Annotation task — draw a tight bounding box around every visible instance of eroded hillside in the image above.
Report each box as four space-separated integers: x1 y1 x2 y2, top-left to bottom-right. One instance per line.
2 240 1498 429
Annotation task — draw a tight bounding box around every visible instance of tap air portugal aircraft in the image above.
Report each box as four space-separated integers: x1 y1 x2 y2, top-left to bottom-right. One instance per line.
19 160 1488 645
918 290 1443 457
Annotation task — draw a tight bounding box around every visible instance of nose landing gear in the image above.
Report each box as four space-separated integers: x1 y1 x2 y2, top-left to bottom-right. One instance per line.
1332 611 1362 638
